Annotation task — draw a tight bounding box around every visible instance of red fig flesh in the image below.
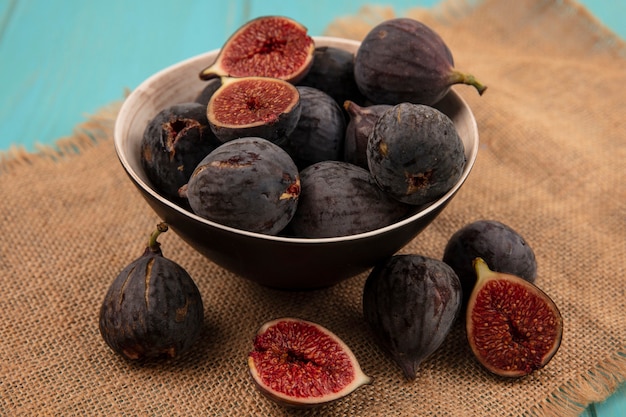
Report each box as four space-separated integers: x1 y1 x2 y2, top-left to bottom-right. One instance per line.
248 318 371 407
206 76 301 144
199 16 315 83
466 258 563 378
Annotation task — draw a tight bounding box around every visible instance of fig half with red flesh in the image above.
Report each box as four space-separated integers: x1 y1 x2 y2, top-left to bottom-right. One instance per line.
199 16 315 84
207 76 301 144
248 318 371 407
466 258 563 378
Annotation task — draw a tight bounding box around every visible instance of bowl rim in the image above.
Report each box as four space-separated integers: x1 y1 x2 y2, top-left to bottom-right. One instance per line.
114 35 479 245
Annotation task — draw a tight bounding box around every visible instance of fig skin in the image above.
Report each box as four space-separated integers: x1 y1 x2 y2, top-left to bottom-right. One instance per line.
207 76 302 145
354 17 486 106
343 100 392 170
443 220 537 307
466 258 563 378
199 16 315 84
99 223 204 361
297 46 366 108
363 255 462 380
141 102 221 203
281 86 346 170
367 103 466 206
181 137 300 235
194 78 222 106
287 161 412 238
248 318 372 408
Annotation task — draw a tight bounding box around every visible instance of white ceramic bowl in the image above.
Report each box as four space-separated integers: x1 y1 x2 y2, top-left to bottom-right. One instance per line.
114 36 479 290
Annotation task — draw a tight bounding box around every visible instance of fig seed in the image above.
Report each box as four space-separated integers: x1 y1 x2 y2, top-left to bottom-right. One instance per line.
466 258 563 378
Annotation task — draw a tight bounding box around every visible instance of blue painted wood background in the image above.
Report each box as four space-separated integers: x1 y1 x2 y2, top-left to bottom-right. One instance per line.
0 1 624 415
1 0 625 153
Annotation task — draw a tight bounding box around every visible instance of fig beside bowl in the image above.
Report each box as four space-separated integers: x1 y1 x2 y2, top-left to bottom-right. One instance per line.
113 37 479 290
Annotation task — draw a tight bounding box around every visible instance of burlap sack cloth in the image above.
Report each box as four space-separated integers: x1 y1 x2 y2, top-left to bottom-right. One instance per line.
1 0 624 415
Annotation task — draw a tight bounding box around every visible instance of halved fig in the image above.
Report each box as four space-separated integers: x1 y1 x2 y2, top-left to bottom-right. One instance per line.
207 76 301 144
466 258 563 378
248 318 371 408
199 16 315 84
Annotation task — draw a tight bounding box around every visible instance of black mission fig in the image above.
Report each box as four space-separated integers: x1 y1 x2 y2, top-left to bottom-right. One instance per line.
343 100 392 170
141 102 221 203
297 45 366 108
248 318 372 407
443 220 537 307
199 15 315 84
181 137 300 235
367 103 466 206
354 17 486 106
207 76 302 145
363 255 462 380
99 223 204 361
282 86 346 170
287 161 411 238
466 258 562 378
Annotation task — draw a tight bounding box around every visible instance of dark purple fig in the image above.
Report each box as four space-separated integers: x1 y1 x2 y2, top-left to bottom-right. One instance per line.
181 137 300 235
354 18 486 106
248 318 371 407
363 255 462 380
343 100 392 170
466 258 562 378
287 161 411 238
367 103 466 205
443 220 537 307
199 16 315 84
281 86 346 170
297 46 366 107
194 78 222 106
99 223 204 361
207 76 302 145
141 102 220 203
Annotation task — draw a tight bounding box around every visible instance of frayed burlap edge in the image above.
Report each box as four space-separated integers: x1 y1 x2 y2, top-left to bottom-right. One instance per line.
2 87 624 417
0 99 123 175
528 352 626 417
1 0 624 414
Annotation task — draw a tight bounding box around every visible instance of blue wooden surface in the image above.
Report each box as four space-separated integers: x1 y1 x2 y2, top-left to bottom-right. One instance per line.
1 0 625 152
0 1 624 415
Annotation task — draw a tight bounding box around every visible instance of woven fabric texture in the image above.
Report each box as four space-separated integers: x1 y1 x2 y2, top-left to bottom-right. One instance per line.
1 0 624 415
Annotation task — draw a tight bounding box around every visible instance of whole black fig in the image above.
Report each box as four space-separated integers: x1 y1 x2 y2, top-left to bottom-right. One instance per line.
282 86 346 170
99 223 204 361
443 220 537 307
354 18 486 106
367 103 466 206
287 161 411 238
181 137 300 235
141 103 220 203
343 100 392 170
297 46 366 107
363 255 462 380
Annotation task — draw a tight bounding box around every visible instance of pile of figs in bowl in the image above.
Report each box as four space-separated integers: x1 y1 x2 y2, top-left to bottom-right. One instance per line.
114 16 483 290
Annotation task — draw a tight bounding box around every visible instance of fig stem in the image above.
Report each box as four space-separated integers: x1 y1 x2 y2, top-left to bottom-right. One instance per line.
198 64 219 81
473 257 495 284
450 70 488 95
148 222 169 253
